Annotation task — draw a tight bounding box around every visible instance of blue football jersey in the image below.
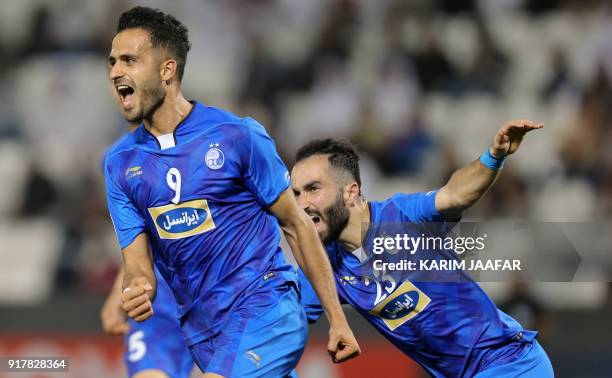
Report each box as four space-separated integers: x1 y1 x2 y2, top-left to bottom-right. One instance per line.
104 102 296 345
104 133 179 321
299 191 536 378
149 264 180 319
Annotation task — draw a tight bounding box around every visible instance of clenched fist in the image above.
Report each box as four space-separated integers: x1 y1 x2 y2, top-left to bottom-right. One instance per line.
121 277 154 322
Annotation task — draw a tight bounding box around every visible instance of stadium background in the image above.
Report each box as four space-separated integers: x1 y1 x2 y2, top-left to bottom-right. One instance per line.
0 0 611 377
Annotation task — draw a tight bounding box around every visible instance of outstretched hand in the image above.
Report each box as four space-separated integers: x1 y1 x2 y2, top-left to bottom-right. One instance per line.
490 120 543 158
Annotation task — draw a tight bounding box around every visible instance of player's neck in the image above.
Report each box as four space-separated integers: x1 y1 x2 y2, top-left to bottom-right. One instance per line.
338 199 370 252
144 92 192 136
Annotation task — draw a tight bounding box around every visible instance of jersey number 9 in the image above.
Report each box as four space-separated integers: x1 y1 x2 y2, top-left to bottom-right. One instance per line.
167 168 182 204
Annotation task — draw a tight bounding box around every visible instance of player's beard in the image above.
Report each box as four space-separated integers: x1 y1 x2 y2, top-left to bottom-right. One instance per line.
321 191 350 245
126 81 165 124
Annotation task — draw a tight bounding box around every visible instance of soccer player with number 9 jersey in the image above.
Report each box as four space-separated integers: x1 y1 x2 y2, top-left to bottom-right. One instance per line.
103 6 359 377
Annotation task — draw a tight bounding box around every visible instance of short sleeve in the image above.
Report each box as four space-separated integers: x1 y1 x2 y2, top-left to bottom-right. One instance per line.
104 158 145 249
391 191 444 222
241 118 290 207
391 191 455 234
297 269 324 323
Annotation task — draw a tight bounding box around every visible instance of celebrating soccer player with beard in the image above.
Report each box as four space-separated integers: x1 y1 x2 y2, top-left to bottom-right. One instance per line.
291 124 554 377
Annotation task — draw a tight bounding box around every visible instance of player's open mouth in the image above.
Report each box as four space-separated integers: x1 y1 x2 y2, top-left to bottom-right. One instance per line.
116 84 135 108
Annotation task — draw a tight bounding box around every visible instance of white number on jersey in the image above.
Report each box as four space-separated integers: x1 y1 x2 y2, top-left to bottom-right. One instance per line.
365 274 397 307
127 330 147 362
167 168 182 204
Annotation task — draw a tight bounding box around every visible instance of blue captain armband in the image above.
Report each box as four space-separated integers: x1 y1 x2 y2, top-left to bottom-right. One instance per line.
479 149 506 170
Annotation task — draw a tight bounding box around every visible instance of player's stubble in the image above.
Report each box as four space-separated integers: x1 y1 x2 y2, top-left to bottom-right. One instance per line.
319 191 350 245
125 79 166 124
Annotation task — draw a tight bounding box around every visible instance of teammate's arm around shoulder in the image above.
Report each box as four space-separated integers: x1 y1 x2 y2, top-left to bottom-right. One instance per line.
271 189 361 363
435 119 543 220
120 233 157 322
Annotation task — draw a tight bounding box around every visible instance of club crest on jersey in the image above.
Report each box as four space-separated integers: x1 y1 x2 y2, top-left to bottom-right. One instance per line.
205 143 224 170
370 281 431 331
148 199 216 239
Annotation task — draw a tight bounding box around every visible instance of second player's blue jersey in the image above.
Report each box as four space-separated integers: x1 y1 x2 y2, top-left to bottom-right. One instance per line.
299 191 536 378
104 102 296 345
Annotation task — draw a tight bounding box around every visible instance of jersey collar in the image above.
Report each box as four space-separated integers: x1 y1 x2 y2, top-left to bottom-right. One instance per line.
134 101 204 150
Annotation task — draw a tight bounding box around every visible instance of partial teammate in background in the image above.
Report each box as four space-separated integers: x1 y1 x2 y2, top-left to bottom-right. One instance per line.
100 129 194 378
291 122 554 377
101 267 194 378
103 6 359 377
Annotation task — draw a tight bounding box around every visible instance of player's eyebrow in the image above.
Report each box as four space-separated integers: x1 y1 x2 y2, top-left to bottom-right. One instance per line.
303 180 321 190
292 180 320 196
108 53 138 65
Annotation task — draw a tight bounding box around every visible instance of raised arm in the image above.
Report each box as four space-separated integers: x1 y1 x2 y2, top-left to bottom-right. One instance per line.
119 233 157 322
270 188 361 363
435 119 543 220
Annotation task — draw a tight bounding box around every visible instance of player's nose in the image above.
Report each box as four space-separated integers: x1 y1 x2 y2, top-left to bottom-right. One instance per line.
109 64 124 81
296 193 310 210
302 200 319 217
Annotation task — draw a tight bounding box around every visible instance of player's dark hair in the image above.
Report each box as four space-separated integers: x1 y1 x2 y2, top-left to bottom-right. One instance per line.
295 139 361 189
117 6 191 81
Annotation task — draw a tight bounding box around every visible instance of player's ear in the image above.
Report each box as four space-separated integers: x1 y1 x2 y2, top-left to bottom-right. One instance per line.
160 58 177 83
344 182 360 206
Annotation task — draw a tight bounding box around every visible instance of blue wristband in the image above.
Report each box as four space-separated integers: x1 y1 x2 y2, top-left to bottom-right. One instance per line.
479 149 506 170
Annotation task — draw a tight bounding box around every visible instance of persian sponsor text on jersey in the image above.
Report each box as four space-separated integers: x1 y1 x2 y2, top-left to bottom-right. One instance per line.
370 281 431 331
147 199 216 239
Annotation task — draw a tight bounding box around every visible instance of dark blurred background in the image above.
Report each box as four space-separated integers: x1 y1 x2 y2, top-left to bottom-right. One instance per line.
0 0 611 377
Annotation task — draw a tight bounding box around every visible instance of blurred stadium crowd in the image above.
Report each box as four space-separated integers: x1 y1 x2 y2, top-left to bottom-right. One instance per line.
0 0 611 375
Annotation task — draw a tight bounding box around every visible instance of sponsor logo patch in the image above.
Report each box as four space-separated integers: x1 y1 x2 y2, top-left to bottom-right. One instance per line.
245 350 261 366
125 166 143 179
148 199 215 239
340 275 357 286
369 281 431 331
